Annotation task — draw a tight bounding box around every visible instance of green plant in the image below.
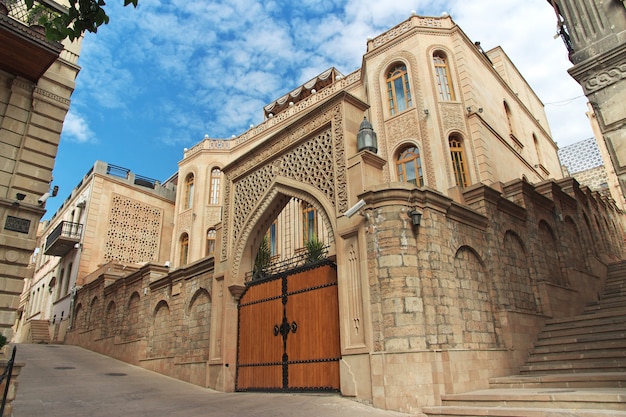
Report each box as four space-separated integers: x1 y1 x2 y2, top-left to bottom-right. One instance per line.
252 235 271 280
26 3 57 26
305 237 325 264
0 334 7 350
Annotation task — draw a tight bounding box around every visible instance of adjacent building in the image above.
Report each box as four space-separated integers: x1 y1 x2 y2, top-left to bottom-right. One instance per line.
0 0 81 338
13 161 176 342
559 137 610 193
547 0 626 204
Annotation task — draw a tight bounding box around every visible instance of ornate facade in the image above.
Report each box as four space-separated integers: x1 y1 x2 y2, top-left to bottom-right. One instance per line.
13 161 176 343
548 0 626 205
0 0 81 338
29 13 625 414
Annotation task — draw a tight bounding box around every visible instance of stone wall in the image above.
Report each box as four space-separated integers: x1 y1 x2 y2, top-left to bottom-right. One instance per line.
65 259 214 386
360 177 622 411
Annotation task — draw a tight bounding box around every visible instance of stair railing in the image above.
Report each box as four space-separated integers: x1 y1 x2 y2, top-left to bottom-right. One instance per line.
0 346 16 416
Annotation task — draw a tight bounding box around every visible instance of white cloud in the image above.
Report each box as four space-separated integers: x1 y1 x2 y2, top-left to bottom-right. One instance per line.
71 1 592 149
62 110 95 143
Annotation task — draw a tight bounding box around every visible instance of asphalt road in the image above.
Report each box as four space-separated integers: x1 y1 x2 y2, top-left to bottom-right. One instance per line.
11 344 413 417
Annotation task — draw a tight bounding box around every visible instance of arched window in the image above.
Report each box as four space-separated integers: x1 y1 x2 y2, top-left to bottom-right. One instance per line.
57 269 65 301
396 146 423 186
386 63 412 115
449 135 469 187
301 202 317 245
209 168 221 205
63 262 72 295
184 174 194 209
206 229 216 257
433 51 455 101
504 101 515 137
533 134 542 165
180 233 189 265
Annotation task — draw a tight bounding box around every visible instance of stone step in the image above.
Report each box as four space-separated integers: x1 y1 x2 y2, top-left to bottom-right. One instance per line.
584 301 626 313
29 320 50 344
422 405 626 417
527 348 626 363
545 309 626 326
519 358 626 374
537 317 626 338
437 388 626 411
532 337 626 355
489 372 626 389
533 330 626 348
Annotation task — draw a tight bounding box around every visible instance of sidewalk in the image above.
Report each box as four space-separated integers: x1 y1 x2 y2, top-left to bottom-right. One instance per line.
12 344 414 417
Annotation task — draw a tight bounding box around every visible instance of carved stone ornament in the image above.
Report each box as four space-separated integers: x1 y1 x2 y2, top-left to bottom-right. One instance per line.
582 63 626 94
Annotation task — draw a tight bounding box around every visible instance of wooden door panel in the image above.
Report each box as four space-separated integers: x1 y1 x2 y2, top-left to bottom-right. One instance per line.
237 262 340 392
237 279 284 390
288 361 340 390
286 285 340 361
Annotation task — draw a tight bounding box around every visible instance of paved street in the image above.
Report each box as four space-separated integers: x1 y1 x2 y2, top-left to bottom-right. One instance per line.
12 344 413 417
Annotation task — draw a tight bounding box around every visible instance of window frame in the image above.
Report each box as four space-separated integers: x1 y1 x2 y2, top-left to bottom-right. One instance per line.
184 174 194 209
206 229 216 257
209 168 221 205
396 145 424 186
386 63 413 116
449 135 469 188
180 233 189 265
301 202 318 246
433 51 455 101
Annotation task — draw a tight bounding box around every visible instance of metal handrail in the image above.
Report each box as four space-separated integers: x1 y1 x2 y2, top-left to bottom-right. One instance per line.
0 346 16 416
245 244 329 283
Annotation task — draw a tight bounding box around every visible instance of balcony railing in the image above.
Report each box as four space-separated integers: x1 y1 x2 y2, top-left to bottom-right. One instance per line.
44 221 83 257
1 0 66 26
0 0 65 81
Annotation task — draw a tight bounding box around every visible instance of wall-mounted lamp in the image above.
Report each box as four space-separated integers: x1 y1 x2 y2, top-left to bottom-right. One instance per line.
408 208 422 226
357 116 378 153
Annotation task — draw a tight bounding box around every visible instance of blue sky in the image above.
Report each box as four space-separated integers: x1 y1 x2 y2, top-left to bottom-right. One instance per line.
44 0 592 219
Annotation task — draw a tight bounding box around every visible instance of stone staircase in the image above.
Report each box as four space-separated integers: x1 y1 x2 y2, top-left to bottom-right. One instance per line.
28 319 51 344
423 261 626 417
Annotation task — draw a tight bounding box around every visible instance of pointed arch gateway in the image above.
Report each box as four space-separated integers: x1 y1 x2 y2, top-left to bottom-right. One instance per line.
234 179 341 392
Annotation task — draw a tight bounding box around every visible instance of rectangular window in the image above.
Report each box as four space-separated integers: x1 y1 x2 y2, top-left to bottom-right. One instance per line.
302 204 317 245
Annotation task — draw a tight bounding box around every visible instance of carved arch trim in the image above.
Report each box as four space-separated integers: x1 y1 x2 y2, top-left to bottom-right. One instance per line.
229 176 337 285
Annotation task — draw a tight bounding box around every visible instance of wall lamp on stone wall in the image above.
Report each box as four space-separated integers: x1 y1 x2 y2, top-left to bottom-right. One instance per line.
357 116 378 153
408 208 422 226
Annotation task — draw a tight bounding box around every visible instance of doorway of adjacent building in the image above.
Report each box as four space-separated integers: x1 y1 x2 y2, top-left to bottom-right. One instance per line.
236 261 341 392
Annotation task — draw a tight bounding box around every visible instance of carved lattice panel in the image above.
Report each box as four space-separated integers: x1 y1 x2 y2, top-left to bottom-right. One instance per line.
231 128 334 243
105 194 163 263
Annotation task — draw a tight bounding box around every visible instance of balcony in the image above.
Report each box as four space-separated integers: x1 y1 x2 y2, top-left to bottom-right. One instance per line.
44 221 83 257
0 0 65 82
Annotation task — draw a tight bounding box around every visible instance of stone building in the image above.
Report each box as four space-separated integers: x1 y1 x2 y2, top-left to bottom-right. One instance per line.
547 0 626 203
61 14 623 414
0 0 81 338
13 161 176 343
559 137 611 194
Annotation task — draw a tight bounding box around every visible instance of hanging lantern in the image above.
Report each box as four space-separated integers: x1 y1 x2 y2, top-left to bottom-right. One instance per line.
357 116 378 153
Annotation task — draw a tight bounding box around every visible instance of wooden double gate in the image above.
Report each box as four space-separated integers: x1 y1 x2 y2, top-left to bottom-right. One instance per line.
236 261 341 391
